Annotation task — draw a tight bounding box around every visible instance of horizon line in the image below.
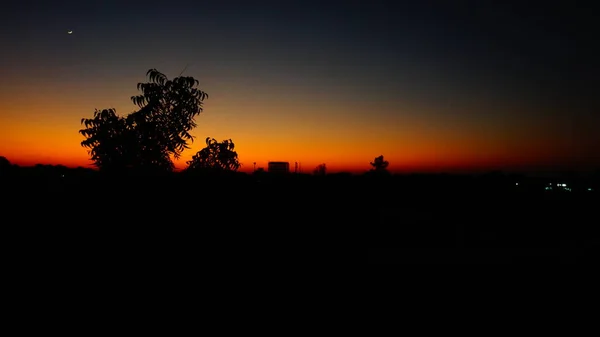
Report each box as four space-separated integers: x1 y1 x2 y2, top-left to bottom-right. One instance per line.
5 161 600 177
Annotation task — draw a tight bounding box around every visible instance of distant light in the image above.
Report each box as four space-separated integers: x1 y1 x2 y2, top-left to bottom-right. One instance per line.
515 183 519 186
556 183 560 186
589 188 593 191
562 184 567 187
61 174 65 178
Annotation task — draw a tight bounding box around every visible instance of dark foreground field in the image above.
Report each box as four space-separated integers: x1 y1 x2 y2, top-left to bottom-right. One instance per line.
2 170 599 264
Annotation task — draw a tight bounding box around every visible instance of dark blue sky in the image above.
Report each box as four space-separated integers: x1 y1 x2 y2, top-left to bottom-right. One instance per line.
5 0 597 109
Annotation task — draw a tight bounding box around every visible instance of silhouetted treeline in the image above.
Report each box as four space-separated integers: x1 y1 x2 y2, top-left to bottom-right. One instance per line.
2 156 599 264
2 160 598 195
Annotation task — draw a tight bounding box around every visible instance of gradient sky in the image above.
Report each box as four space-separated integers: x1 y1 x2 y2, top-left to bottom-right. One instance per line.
1 0 598 173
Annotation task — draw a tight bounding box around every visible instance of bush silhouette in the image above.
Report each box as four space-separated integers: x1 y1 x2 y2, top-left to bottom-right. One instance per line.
370 155 389 172
186 137 240 172
79 69 208 173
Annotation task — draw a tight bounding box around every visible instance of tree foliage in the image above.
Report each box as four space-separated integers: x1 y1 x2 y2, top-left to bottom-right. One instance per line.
370 155 389 172
186 137 241 172
79 69 208 173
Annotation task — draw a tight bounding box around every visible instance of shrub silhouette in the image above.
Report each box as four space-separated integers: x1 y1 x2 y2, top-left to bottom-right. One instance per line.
186 137 240 172
79 69 208 173
370 155 389 172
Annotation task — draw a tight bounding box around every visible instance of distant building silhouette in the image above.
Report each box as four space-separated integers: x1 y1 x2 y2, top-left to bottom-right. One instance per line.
268 161 289 174
314 163 326 176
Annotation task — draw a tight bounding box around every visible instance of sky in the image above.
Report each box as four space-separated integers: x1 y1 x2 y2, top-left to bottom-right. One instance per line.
0 0 598 173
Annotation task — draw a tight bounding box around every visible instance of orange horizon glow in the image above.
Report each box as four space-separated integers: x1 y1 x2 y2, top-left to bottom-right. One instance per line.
1 67 598 174
1 122 593 175
1 99 597 174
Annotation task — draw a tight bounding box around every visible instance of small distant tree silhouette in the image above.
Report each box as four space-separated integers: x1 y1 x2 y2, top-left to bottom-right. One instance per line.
314 163 327 176
370 155 389 172
79 68 208 173
186 137 240 172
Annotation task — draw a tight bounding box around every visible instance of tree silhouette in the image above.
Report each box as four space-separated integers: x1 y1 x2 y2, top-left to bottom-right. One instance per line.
79 69 208 173
314 163 327 176
370 155 389 172
186 137 240 172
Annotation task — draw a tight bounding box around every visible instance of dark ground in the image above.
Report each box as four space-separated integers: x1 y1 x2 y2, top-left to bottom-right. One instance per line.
2 168 599 264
